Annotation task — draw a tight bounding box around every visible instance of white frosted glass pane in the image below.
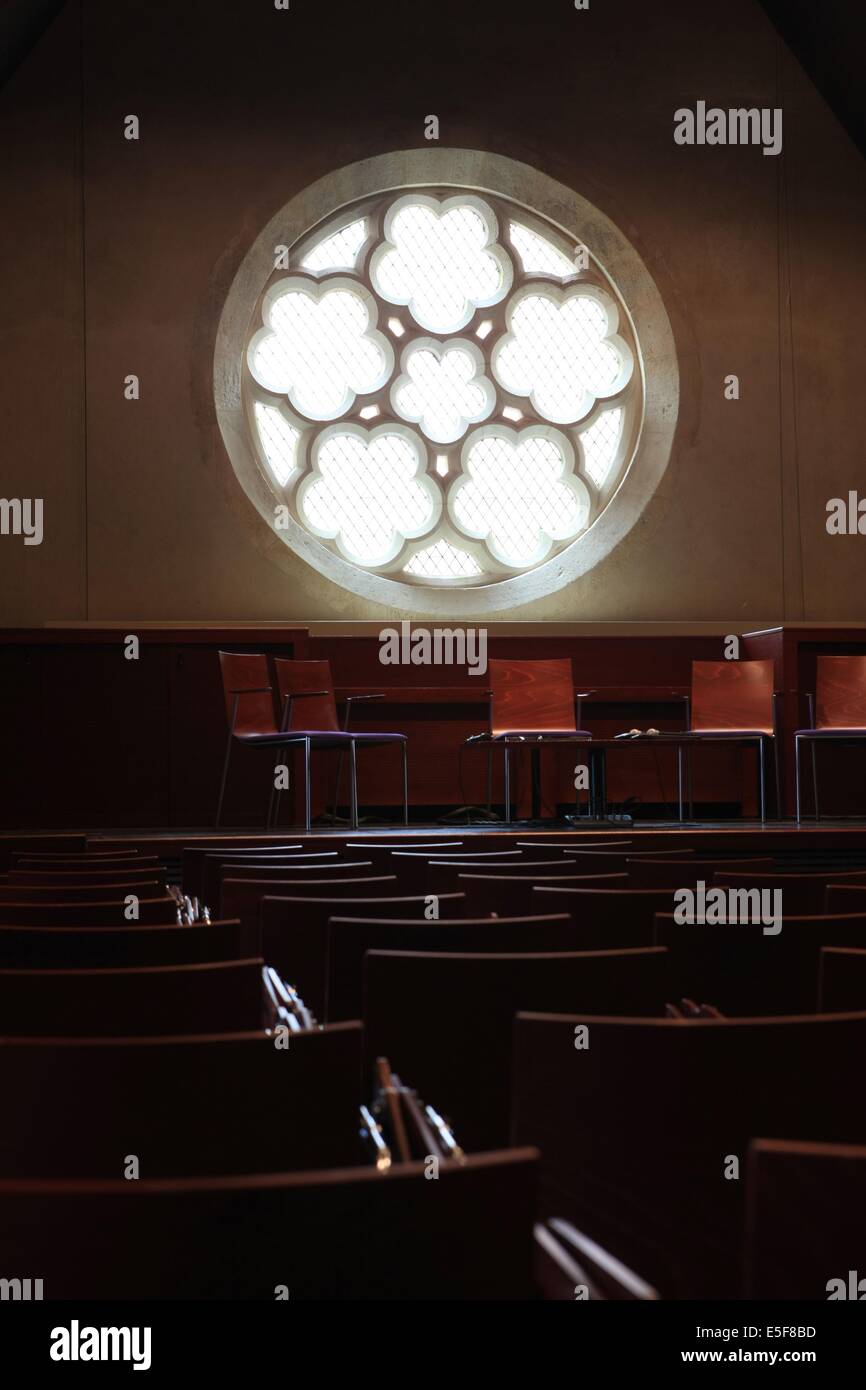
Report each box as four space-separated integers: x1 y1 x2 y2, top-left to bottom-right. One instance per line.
509 221 575 277
253 403 300 486
579 408 624 487
301 219 367 272
404 539 482 578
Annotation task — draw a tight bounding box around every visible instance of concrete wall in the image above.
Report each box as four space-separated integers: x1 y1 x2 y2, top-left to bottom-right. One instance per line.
1 0 864 624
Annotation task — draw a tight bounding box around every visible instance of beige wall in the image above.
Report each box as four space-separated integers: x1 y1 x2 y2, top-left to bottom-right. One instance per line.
1 0 864 625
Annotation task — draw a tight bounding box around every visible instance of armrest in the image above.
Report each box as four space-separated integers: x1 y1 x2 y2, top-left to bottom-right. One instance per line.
280 689 330 732
343 692 385 730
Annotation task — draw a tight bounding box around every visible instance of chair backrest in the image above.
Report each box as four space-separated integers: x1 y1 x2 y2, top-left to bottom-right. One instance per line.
655 912 866 1015
217 651 278 736
532 885 675 946
460 872 627 919
488 657 577 736
819 946 866 1012
714 869 866 918
274 658 339 733
0 896 178 927
0 1023 362 1178
0 918 257 970
744 1139 866 1299
260 893 467 1017
627 856 774 888
690 659 775 734
8 866 167 888
0 959 267 1037
0 879 164 903
0 1149 539 1299
221 874 397 926
815 655 866 729
512 1009 866 1298
202 851 340 909
363 946 670 1149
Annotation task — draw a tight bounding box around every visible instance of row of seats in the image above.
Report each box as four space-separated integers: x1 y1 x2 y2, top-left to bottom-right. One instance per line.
1 831 865 1298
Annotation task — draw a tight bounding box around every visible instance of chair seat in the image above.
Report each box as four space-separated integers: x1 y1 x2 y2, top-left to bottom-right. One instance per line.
795 727 866 738
687 728 773 739
238 730 406 748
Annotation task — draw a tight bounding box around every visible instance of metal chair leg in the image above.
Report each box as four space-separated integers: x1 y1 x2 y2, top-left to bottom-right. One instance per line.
504 745 512 825
795 736 803 824
349 738 359 830
811 741 820 821
758 738 766 822
401 740 409 826
303 737 312 832
215 731 233 829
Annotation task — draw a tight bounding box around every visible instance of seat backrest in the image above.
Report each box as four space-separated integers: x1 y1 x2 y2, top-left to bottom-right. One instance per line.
715 869 866 918
217 651 278 735
655 911 866 1015
627 856 774 888
0 918 257 969
512 1009 866 1298
274 657 339 732
819 946 866 1012
532 885 675 946
0 1149 539 1299
0 959 266 1037
815 655 866 729
826 884 866 915
202 851 340 909
488 657 576 736
182 842 304 897
363 946 670 1150
260 892 467 1016
744 1139 866 1299
0 1023 362 1178
221 873 397 926
0 879 164 903
459 872 627 919
0 896 178 927
9 866 167 888
690 659 775 734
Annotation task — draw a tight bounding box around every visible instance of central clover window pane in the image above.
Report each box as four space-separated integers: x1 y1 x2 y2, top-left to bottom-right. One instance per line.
391 339 494 444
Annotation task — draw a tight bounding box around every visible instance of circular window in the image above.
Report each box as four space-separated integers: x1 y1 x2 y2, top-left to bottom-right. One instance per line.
215 151 678 615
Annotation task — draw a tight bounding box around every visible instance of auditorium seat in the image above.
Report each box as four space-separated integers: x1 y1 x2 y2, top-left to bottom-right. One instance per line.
0 959 268 1036
426 857 607 895
0 1023 363 1178
327 913 593 1022
0 918 257 969
655 913 866 1015
626 856 774 887
182 842 304 897
826 883 866 915
0 1149 539 1299
362 946 671 1149
0 880 165 903
221 874 398 926
459 872 626 918
532 885 676 946
818 946 866 1012
512 1009 866 1298
744 1140 866 1299
259 893 467 1017
199 851 342 909
0 895 178 926
713 869 866 917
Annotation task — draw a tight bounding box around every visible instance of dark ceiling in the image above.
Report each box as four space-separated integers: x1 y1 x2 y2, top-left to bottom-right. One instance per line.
1 1 864 160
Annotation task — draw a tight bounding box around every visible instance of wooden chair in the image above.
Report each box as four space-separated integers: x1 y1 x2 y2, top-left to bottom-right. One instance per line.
626 856 773 888
0 1149 539 1299
463 657 592 824
273 657 408 831
512 1009 866 1298
7 867 168 889
818 947 866 1012
458 872 626 918
795 655 866 821
683 659 780 820
215 651 298 829
200 850 341 910
426 857 602 896
655 912 866 1015
0 880 165 903
826 883 866 915
0 959 267 1037
532 885 676 946
0 918 257 970
744 1139 866 1299
0 1023 362 1178
182 842 304 897
363 946 671 1149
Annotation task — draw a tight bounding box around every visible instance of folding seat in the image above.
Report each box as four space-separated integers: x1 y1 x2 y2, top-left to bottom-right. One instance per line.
0 918 257 969
655 912 866 1015
200 850 342 910
259 893 467 1017
457 872 626 919
328 913 590 1023
0 1023 362 1179
182 842 306 897
426 857 602 896
0 1148 539 1299
626 855 773 888
0 834 87 870
8 866 168 888
714 868 866 917
0 880 164 903
744 1139 866 1298
221 874 397 927
819 946 866 1012
512 1009 866 1298
532 885 676 947
362 946 670 1150
389 849 526 893
0 959 268 1037
0 896 178 927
